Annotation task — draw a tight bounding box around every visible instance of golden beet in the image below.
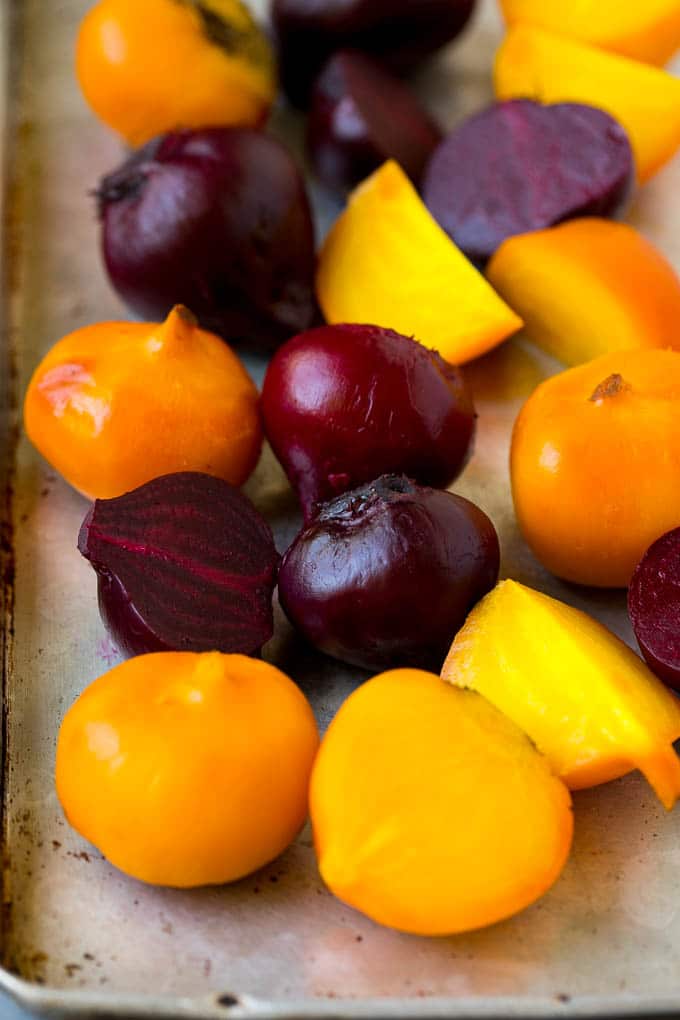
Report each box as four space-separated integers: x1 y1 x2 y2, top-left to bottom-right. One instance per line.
443 581 680 809
495 25 680 182
56 652 320 887
510 350 680 587
24 306 261 499
316 160 523 365
311 668 573 936
76 0 276 146
487 219 680 366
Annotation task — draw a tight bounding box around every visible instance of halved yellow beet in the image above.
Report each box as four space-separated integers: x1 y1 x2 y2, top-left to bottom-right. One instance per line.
487 219 680 366
442 581 680 809
498 0 680 66
311 668 573 936
495 25 680 182
316 160 523 365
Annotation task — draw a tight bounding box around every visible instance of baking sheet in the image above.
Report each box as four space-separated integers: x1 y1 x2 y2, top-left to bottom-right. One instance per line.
4 0 680 1016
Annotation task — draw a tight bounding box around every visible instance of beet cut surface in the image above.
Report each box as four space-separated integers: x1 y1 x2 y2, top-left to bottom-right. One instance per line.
79 472 279 658
629 527 680 691
422 99 634 265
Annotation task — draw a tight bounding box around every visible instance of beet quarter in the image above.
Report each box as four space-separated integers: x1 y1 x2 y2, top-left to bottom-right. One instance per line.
629 527 680 691
78 472 279 658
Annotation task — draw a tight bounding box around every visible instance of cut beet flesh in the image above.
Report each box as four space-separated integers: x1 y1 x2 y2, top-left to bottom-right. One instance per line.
629 527 680 692
78 472 279 658
422 99 634 264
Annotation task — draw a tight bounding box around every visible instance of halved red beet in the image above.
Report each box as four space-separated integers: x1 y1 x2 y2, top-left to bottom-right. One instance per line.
629 527 680 691
307 50 442 193
422 99 634 265
78 472 279 658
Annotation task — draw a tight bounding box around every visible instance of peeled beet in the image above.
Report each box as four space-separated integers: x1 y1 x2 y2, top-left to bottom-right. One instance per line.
423 99 634 265
277 475 500 671
261 324 476 522
307 51 442 193
78 472 279 658
273 0 477 107
97 127 318 351
629 527 680 691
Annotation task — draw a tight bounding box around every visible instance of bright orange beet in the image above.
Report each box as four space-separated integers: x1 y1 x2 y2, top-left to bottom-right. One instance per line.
495 25 680 182
56 652 319 887
487 219 680 366
316 160 523 365
24 306 261 500
76 0 276 146
311 668 572 936
498 0 680 66
443 581 680 809
511 350 680 587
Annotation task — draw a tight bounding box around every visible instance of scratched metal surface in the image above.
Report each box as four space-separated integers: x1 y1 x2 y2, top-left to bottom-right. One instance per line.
3 0 680 1017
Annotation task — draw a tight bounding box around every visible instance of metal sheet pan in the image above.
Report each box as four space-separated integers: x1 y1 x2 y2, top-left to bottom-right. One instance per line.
3 0 680 1016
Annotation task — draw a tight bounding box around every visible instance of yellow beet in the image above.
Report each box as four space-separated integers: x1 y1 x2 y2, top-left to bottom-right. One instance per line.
498 0 680 66
495 25 680 182
316 160 523 365
442 581 680 809
311 668 573 936
486 219 680 366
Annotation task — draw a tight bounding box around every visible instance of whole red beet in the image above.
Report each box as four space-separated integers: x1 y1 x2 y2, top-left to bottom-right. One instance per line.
307 50 442 193
423 100 634 265
278 475 500 671
78 472 279 658
261 324 476 522
273 0 477 107
628 527 680 692
97 127 318 350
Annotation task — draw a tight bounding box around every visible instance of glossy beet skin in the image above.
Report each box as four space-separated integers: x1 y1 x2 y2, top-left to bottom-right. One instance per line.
97 128 318 351
423 99 634 265
261 324 476 523
629 527 680 691
78 472 279 658
273 0 477 107
278 475 500 671
307 51 442 193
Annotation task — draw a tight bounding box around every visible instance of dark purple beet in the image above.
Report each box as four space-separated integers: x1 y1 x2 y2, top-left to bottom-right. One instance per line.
78 472 279 658
261 324 476 523
277 475 499 671
307 50 441 193
422 99 635 265
628 527 680 691
273 0 477 108
97 127 318 351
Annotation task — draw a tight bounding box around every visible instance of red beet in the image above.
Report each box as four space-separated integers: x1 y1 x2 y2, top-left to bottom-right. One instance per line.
273 0 477 108
97 127 318 351
628 527 680 691
277 475 499 671
78 472 279 658
261 324 476 522
422 100 634 265
307 50 442 193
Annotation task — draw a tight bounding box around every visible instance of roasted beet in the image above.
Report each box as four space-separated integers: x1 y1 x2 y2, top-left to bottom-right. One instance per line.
629 527 680 691
78 472 279 658
261 324 476 522
277 475 499 671
273 0 477 107
307 50 442 193
422 100 634 265
97 127 318 351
